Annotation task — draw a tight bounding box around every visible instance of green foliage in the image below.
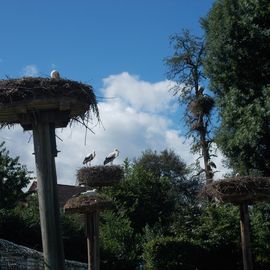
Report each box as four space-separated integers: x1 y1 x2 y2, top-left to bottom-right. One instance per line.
106 167 176 234
203 0 270 95
143 237 205 270
100 211 140 269
250 203 270 269
144 203 242 270
103 150 194 234
203 0 270 175
0 142 32 209
173 203 242 269
100 150 195 269
0 193 87 262
190 203 240 246
61 212 86 262
215 86 270 175
0 207 42 251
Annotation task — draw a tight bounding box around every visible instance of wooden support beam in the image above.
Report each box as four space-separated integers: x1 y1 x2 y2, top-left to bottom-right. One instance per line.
240 203 253 270
86 212 100 270
33 118 65 270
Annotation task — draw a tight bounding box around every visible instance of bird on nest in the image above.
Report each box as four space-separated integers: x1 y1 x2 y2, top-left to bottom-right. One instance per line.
103 149 119 165
50 70 60 79
83 150 96 167
81 189 97 197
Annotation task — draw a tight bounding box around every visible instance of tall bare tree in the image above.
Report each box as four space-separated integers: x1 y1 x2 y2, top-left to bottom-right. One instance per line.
165 30 215 184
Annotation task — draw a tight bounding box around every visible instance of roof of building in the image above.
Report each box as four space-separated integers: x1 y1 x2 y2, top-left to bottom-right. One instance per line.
27 181 86 208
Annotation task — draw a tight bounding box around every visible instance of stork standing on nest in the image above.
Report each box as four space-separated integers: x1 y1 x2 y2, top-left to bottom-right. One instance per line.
50 70 60 79
103 149 119 165
83 150 96 167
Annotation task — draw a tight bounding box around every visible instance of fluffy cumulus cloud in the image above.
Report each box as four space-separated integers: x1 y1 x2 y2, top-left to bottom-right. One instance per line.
102 72 177 113
0 72 230 185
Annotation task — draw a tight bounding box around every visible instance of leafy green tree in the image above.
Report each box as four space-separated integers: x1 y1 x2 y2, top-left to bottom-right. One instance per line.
143 237 205 270
165 30 216 183
250 203 270 269
100 150 195 269
202 0 270 175
134 149 199 203
104 163 177 233
144 203 243 270
100 211 140 270
0 141 32 209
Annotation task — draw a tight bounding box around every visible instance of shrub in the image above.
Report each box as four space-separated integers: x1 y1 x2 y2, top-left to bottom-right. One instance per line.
143 237 205 270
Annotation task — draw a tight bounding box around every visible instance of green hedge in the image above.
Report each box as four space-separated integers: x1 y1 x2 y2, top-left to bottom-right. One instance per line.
143 237 206 270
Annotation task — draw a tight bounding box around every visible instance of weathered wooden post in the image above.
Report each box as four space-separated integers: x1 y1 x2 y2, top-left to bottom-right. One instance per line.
202 176 270 270
64 165 123 270
0 77 99 269
240 202 253 270
32 115 65 269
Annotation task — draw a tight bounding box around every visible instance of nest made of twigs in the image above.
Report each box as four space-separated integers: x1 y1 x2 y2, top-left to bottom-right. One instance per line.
201 176 270 204
64 194 112 214
77 165 123 187
0 77 99 128
189 96 214 116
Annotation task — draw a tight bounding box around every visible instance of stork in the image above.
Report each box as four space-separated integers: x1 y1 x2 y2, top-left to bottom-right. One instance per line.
50 70 60 79
103 149 119 165
81 189 97 197
83 150 96 166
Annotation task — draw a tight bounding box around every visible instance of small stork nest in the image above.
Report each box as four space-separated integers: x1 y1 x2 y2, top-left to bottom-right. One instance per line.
189 96 214 116
201 176 270 204
0 77 99 128
64 194 112 214
77 165 123 187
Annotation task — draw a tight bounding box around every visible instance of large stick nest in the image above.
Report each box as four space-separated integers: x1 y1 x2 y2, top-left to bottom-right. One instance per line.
77 165 123 187
0 77 99 128
201 176 270 204
64 194 112 214
189 95 214 116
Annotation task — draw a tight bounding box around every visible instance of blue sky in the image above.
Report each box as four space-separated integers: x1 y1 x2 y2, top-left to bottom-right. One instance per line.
0 0 214 86
1 1 228 185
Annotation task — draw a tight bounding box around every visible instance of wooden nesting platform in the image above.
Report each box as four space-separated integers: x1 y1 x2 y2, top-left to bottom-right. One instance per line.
64 194 112 214
77 165 123 187
201 176 270 204
0 77 99 129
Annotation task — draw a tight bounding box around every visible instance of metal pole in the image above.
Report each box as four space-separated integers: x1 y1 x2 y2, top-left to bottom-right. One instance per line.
33 119 65 270
240 203 253 270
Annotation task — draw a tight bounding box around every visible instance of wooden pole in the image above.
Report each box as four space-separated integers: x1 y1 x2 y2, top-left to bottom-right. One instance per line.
33 118 65 270
240 203 253 270
86 212 100 270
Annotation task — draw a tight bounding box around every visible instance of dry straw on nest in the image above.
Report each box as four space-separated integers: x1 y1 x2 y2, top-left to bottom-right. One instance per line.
0 77 99 128
201 176 270 204
77 165 123 187
64 194 112 214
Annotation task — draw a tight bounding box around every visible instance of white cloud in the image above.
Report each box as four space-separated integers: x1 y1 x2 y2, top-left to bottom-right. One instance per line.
0 72 229 185
22 64 39 77
102 72 177 113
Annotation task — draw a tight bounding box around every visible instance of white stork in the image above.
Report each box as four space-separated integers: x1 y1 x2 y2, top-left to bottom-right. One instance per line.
83 150 96 166
50 70 60 79
81 189 97 197
103 149 119 165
